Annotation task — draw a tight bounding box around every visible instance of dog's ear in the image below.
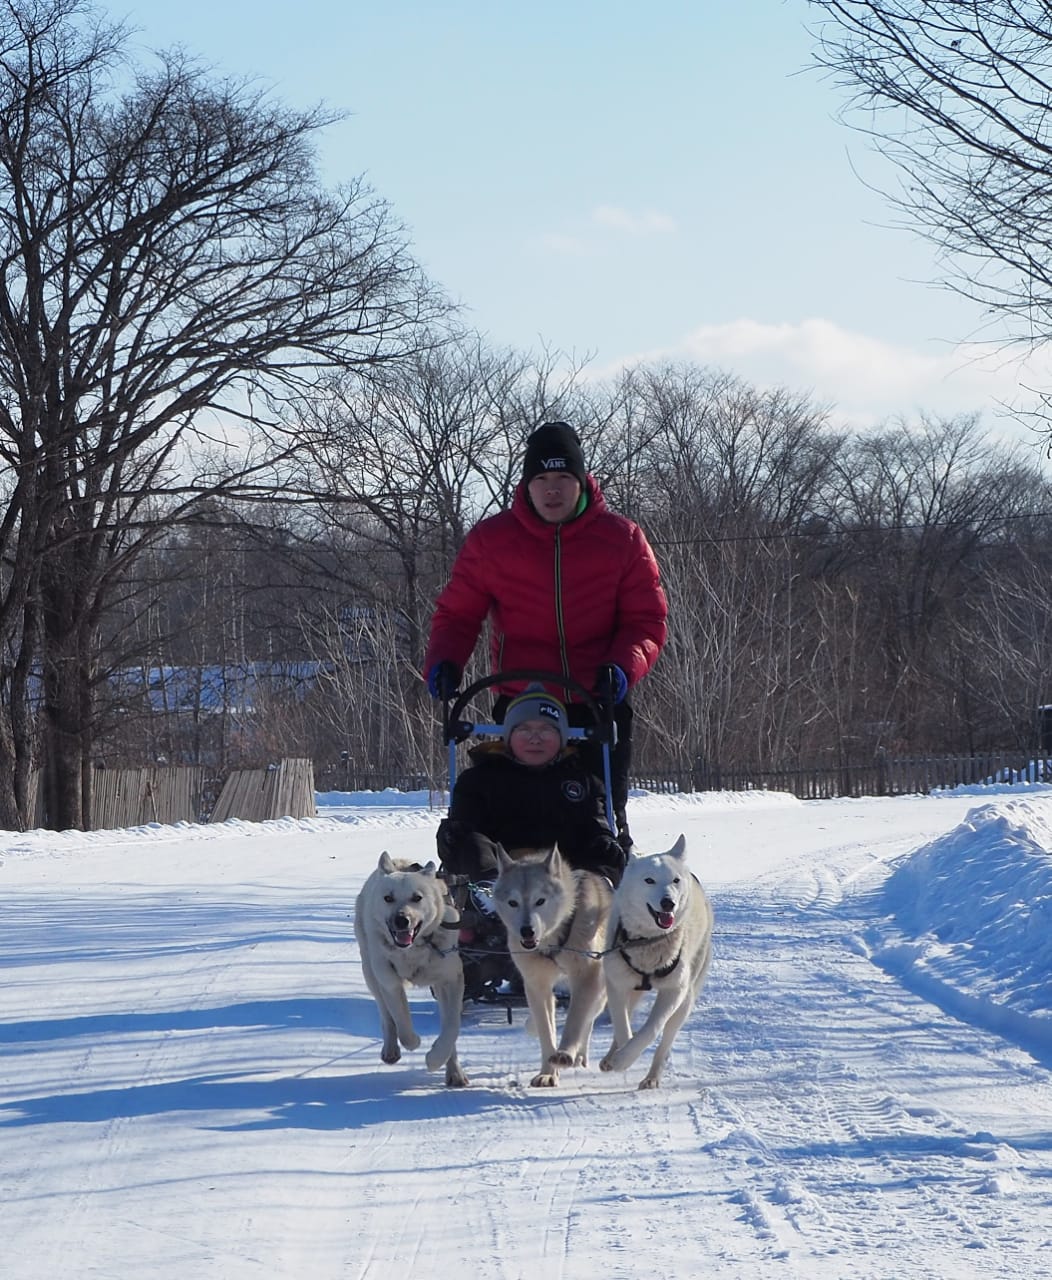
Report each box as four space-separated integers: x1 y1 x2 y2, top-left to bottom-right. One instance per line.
378 850 395 873
669 834 687 861
543 845 562 872
421 860 437 877
494 842 514 871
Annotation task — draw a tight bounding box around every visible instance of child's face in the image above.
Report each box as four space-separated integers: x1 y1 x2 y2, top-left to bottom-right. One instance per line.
508 718 562 766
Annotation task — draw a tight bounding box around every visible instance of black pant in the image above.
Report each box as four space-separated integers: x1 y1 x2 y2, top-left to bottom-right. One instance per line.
492 695 633 831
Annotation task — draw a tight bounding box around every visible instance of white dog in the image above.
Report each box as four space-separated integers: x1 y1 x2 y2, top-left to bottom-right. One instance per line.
491 846 611 1088
600 834 712 1089
355 851 468 1087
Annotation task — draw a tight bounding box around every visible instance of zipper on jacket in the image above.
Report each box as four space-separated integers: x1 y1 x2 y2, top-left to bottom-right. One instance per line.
554 526 571 687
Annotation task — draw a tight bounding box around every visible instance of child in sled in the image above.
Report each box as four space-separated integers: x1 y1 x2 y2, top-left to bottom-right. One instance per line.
437 683 626 999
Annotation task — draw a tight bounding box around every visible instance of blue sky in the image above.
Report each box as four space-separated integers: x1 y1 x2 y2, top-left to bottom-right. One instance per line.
117 0 1050 443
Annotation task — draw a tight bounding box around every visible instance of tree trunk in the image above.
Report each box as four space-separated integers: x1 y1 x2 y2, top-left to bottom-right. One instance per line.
40 642 87 831
0 708 21 831
39 545 90 831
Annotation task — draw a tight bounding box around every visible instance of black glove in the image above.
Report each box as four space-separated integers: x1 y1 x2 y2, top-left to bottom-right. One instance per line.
436 822 497 877
426 660 461 700
436 820 472 874
594 834 629 886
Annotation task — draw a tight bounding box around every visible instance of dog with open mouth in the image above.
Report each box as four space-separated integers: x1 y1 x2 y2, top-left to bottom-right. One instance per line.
355 851 468 1086
600 834 713 1089
490 844 612 1088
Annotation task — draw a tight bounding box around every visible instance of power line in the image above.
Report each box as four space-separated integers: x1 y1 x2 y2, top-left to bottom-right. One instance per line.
647 509 1052 549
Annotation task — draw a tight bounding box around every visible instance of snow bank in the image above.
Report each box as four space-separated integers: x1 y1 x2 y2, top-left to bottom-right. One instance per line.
872 796 1052 1054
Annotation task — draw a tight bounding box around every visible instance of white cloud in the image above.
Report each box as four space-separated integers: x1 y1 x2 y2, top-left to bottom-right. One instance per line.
604 316 1052 435
591 205 678 235
537 231 593 255
537 206 677 257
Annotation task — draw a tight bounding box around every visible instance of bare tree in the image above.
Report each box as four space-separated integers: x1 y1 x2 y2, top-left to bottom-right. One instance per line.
300 601 437 784
269 340 593 688
0 0 447 828
606 364 843 767
940 511 1052 750
79 360 1052 788
823 414 1045 747
809 1 1052 411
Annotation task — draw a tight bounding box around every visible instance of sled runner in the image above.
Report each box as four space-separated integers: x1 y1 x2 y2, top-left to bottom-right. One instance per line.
438 669 618 1009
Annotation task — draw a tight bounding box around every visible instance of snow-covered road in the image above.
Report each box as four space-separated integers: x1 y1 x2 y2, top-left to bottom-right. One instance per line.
2 789 1050 1278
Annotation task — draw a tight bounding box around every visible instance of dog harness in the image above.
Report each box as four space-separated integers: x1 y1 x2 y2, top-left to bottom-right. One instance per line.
614 924 682 991
537 911 576 958
536 874 592 958
419 924 460 958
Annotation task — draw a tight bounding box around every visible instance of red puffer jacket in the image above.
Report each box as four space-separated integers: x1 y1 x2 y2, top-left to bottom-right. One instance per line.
423 475 667 698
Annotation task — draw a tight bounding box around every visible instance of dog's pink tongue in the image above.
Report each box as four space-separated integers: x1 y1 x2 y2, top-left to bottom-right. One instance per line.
393 929 415 947
657 912 675 930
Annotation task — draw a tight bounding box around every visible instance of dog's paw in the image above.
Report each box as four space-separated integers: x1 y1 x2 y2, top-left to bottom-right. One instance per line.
601 1046 634 1073
425 1044 452 1072
549 1050 574 1067
381 1046 402 1065
638 1075 661 1090
400 1030 421 1051
445 1063 470 1088
530 1071 559 1087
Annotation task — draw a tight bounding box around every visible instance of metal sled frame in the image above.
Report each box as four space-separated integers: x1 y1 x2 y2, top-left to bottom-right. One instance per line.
440 668 618 830
438 670 617 1016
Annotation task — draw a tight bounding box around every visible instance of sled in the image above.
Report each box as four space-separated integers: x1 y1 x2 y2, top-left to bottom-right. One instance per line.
438 669 617 1012
441 668 617 829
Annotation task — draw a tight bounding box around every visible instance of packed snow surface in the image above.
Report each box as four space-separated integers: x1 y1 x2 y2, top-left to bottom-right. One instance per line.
3 783 1052 1278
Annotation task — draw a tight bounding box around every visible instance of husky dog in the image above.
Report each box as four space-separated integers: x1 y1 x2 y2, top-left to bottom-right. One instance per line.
600 834 712 1089
491 846 612 1088
355 851 468 1087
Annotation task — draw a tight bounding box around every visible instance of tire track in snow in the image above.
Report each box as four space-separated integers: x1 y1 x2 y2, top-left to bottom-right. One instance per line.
2 935 253 1275
692 881 1052 1277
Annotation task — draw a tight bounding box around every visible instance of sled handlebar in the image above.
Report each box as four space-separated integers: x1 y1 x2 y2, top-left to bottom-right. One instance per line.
441 668 615 748
439 668 618 834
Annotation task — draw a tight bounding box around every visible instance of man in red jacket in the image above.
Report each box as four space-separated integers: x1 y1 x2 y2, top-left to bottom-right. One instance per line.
423 421 668 850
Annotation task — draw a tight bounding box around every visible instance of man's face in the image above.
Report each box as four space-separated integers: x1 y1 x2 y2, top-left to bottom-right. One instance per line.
527 471 583 523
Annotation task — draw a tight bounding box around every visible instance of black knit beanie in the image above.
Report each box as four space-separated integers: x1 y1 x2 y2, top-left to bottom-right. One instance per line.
521 422 587 487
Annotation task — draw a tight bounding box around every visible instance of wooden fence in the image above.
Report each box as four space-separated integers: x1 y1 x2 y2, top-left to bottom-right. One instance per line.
315 767 432 795
314 751 1052 805
22 759 318 831
35 749 1043 832
637 752 1052 801
209 758 316 823
90 766 207 828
